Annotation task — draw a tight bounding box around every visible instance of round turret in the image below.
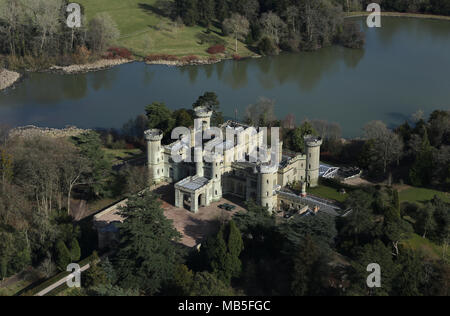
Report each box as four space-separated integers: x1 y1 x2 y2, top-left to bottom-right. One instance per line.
304 135 322 187
145 129 164 184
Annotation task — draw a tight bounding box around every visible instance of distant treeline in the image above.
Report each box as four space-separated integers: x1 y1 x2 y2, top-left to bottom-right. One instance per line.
360 0 450 15
168 0 366 53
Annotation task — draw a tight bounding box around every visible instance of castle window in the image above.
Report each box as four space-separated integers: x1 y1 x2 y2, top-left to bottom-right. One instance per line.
215 190 218 195
267 180 269 184
266 192 269 196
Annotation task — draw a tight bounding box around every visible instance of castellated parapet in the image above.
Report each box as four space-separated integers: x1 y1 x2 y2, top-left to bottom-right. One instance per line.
145 129 164 142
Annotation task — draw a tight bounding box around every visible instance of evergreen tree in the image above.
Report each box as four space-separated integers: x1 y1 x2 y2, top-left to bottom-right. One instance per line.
69 238 81 262
114 191 181 294
55 240 71 271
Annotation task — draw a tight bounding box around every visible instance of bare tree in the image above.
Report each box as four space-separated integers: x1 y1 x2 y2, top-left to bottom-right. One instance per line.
245 97 277 127
223 13 250 53
27 0 64 53
260 11 287 45
364 121 404 174
88 13 120 52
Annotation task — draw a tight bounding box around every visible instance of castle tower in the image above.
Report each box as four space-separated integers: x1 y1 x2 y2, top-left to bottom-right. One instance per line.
211 154 223 201
305 135 322 188
259 164 278 213
193 106 213 177
145 129 164 185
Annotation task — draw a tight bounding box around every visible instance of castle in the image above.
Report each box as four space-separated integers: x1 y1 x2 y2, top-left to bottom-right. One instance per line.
145 106 322 213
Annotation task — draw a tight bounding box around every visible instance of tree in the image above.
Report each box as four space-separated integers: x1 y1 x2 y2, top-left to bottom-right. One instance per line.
114 191 181 294
145 102 176 138
291 121 316 153
244 97 277 127
222 13 250 53
72 132 112 198
190 271 235 296
291 235 329 296
349 240 397 296
55 240 71 271
409 129 433 186
69 238 81 262
260 11 287 45
28 0 63 53
88 13 120 52
193 92 223 126
200 221 244 284
364 121 404 174
60 144 90 215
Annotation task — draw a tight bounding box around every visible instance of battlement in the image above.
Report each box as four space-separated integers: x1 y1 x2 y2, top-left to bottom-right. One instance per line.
304 135 323 147
194 106 213 118
144 129 163 141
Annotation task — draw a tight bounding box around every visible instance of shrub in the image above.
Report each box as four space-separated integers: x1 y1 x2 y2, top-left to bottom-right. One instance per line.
55 240 71 271
232 54 242 61
258 37 279 55
207 44 226 55
337 22 365 49
70 239 81 262
104 47 133 60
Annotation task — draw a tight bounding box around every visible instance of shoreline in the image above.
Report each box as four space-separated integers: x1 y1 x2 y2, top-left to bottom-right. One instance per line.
0 69 22 92
47 58 133 75
346 11 450 21
1 12 447 88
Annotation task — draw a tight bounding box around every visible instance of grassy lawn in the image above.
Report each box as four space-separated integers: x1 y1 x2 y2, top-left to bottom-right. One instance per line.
308 185 348 203
102 148 143 165
78 0 254 58
398 186 450 204
401 233 448 261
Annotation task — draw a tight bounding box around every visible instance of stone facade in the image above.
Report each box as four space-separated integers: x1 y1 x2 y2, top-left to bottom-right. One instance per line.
146 108 322 213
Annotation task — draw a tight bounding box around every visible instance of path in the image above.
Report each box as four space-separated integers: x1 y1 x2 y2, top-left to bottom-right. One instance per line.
35 264 91 296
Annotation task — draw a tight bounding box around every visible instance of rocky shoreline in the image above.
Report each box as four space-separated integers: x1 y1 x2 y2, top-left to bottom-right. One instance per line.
48 58 132 74
145 55 260 67
0 69 21 91
8 125 89 139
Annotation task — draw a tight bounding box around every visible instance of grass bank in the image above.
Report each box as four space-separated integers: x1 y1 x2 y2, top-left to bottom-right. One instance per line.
398 186 450 204
78 0 255 59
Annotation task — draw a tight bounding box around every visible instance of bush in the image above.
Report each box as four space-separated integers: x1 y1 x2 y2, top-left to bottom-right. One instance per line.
257 37 279 55
207 44 226 55
104 47 133 60
55 240 71 271
337 22 365 49
70 239 81 262
232 54 242 61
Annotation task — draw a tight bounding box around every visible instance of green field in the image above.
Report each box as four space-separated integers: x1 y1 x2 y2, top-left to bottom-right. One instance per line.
78 0 254 58
399 186 450 204
307 185 348 203
102 147 143 165
401 233 448 261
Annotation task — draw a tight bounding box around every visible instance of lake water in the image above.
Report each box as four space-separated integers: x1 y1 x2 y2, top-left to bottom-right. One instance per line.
1 17 449 137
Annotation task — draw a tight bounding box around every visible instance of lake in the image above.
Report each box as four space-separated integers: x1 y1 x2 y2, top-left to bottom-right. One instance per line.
1 17 449 137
